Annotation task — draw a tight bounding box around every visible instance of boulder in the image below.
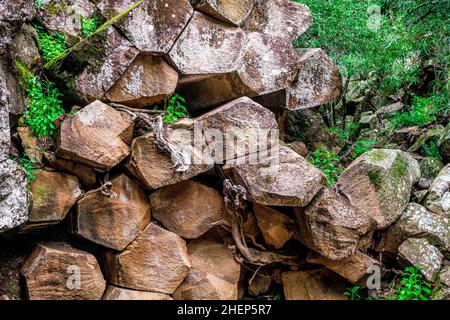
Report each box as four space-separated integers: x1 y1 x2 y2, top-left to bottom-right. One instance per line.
248 269 272 297
422 164 450 217
150 180 223 239
0 159 31 233
306 251 380 284
193 0 254 26
295 188 376 261
431 266 450 300
253 204 294 249
103 286 172 300
105 54 179 107
56 100 134 171
438 123 450 162
104 222 191 294
336 149 420 229
97 0 193 54
397 238 443 282
44 152 97 187
282 269 346 300
0 56 26 116
21 243 106 300
378 203 450 258
226 145 325 206
243 0 312 42
17 127 44 165
74 174 151 250
0 93 9 161
10 24 41 73
420 157 444 180
289 141 308 157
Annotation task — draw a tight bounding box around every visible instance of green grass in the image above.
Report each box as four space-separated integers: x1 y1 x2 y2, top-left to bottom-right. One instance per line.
308 146 343 186
352 139 377 158
162 93 190 124
34 23 68 64
389 96 437 130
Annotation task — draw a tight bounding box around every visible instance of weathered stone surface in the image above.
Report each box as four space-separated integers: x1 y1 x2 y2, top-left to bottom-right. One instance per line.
10 24 41 73
307 251 380 284
150 180 223 239
378 203 450 258
0 97 9 161
289 141 308 157
74 174 151 250
21 243 106 300
226 145 325 206
423 164 450 217
254 204 294 249
397 238 443 282
57 100 134 171
438 123 450 162
0 56 25 116
197 97 278 162
103 286 172 300
128 120 213 190
44 152 97 187
431 266 450 300
295 188 376 260
27 170 81 227
282 269 346 300
0 160 31 233
336 149 420 229
105 54 178 107
75 28 139 103
193 0 254 26
420 157 444 180
98 0 193 54
17 127 44 165
243 0 312 42
248 269 272 297
105 223 191 294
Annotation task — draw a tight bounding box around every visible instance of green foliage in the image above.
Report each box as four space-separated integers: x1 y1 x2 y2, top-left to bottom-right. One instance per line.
343 285 362 300
394 266 432 300
162 94 189 124
34 24 68 63
308 146 343 186
16 153 39 183
389 96 437 130
352 139 377 158
35 0 43 9
421 138 441 159
81 16 99 38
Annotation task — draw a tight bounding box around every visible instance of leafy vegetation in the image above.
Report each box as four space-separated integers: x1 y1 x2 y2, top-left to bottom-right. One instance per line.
421 138 441 159
35 0 43 9
162 94 190 124
389 96 437 130
308 146 343 186
352 139 377 158
343 285 362 300
34 24 68 64
81 16 99 38
13 153 39 183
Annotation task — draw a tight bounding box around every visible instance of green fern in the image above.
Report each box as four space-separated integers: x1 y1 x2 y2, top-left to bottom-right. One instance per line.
162 94 190 124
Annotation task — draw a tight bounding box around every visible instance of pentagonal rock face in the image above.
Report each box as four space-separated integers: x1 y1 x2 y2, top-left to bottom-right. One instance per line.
74 174 151 250
423 164 450 216
97 0 193 53
57 100 134 171
243 0 312 43
295 188 376 261
150 180 223 239
0 160 31 233
254 204 294 249
44 152 97 187
102 286 172 300
169 12 246 75
336 149 420 230
21 243 106 300
128 120 213 190
193 0 254 26
105 54 179 107
28 170 81 227
75 28 139 103
397 238 443 282
104 223 191 294
197 97 278 162
227 146 325 207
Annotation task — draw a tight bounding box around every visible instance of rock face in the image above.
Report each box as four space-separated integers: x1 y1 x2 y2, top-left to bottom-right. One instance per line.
17 127 44 165
336 149 420 229
282 269 346 300
44 153 97 187
0 160 31 233
0 93 10 161
10 24 41 73
105 223 191 294
420 157 444 180
57 100 134 171
21 243 106 300
295 188 376 261
227 146 325 206
397 238 443 282
193 0 254 26
423 164 450 217
97 0 193 54
74 174 151 250
0 56 25 116
105 54 179 107
150 180 223 239
103 286 172 300
27 170 81 227
253 204 294 249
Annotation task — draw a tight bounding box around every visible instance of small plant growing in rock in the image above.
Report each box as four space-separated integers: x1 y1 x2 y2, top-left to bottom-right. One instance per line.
35 0 43 9
162 93 189 124
12 153 39 183
389 96 437 130
34 24 68 63
81 16 99 38
343 285 362 300
393 266 432 300
308 146 343 186
352 139 377 158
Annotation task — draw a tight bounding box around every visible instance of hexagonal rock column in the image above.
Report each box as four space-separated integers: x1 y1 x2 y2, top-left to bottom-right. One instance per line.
103 286 172 300
295 188 376 261
150 180 223 239
192 0 254 26
21 243 106 300
26 170 81 228
105 54 179 107
225 145 325 207
56 100 135 171
104 223 191 294
73 174 151 250
423 164 450 216
336 149 420 230
97 0 193 53
243 0 312 43
0 160 31 233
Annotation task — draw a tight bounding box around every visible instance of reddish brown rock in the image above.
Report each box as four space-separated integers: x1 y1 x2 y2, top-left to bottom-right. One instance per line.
44 152 96 187
73 174 151 250
21 243 106 300
102 286 172 300
57 100 134 171
17 126 44 165
105 223 191 294
193 0 254 26
254 204 294 249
